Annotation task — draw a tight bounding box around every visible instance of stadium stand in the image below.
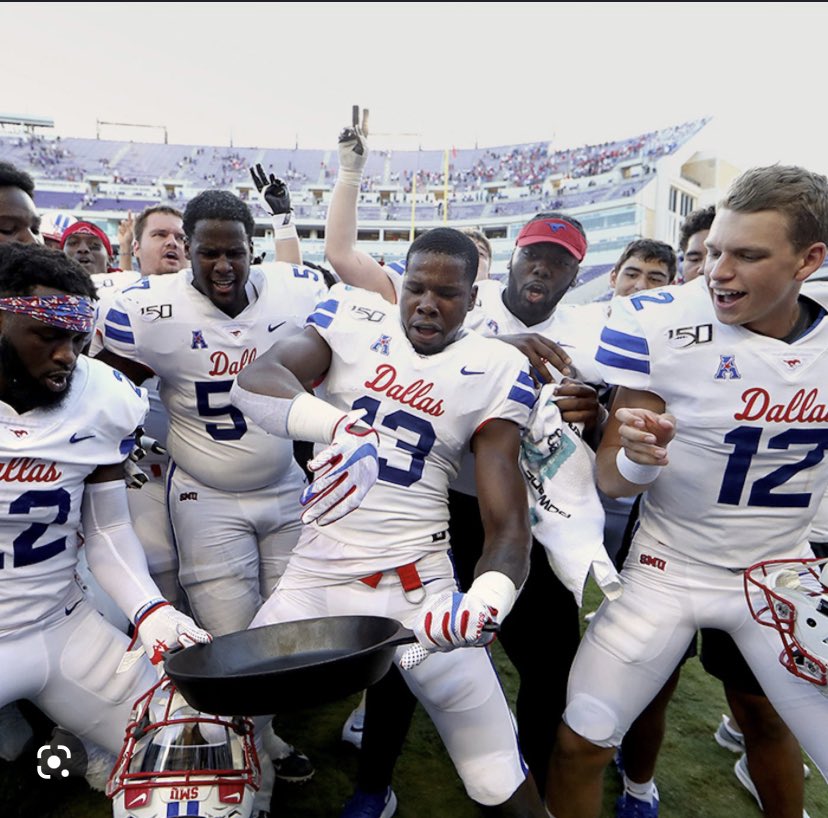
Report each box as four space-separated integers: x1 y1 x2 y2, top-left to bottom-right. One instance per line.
0 117 713 296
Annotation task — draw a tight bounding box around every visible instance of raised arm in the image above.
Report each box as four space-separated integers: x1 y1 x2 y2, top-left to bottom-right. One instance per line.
596 386 676 498
250 163 302 265
325 105 396 303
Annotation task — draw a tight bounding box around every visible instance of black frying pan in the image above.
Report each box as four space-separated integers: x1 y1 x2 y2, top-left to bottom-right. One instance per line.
163 615 417 715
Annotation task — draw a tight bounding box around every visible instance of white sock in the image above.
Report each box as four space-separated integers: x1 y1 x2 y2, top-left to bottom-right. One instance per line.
624 776 658 805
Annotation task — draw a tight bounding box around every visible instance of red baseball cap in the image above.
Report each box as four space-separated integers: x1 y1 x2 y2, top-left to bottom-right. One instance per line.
516 217 587 262
60 221 113 258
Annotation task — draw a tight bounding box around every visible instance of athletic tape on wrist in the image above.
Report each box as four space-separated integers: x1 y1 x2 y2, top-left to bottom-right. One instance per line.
286 391 347 445
337 168 364 188
271 212 297 241
615 448 663 485
467 571 518 620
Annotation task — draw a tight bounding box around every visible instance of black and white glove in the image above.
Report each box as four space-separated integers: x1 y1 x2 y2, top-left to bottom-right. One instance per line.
250 163 295 236
299 411 380 526
337 104 369 187
118 599 211 678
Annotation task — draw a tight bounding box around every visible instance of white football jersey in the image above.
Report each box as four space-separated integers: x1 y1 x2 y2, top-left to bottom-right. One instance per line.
385 266 603 383
0 357 147 632
294 284 536 573
463 280 604 384
89 271 143 356
102 263 327 492
595 277 828 567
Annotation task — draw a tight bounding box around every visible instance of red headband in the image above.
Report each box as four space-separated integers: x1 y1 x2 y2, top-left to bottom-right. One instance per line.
60 222 113 257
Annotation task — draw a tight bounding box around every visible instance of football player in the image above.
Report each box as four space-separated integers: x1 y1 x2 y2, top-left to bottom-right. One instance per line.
0 243 208 764
231 227 547 817
325 107 600 796
97 190 324 803
547 164 828 818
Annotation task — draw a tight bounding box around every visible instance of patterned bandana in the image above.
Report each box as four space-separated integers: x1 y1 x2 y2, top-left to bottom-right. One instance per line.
0 295 95 333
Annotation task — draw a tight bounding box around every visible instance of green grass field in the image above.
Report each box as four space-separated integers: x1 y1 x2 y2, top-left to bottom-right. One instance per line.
2 581 826 817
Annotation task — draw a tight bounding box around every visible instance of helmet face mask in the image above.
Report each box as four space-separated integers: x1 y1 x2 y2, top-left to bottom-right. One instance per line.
108 678 260 817
744 557 828 690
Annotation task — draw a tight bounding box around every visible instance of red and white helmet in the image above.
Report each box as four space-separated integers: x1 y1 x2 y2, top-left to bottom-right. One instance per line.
744 557 828 691
40 210 78 246
108 677 260 817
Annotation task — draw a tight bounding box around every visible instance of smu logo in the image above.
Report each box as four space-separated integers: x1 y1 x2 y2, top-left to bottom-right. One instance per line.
640 553 667 571
714 355 741 380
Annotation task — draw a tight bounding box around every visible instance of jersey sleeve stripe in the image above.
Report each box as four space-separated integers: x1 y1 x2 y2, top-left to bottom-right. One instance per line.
595 346 650 374
516 370 535 388
105 308 132 327
599 326 650 355
306 298 340 330
104 325 136 344
508 384 538 409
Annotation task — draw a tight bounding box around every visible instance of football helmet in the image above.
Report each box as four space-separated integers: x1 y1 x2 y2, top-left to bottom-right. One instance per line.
744 557 828 691
40 210 77 246
108 677 260 817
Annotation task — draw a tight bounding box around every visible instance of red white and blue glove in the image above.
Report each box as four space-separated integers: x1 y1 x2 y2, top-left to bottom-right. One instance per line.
416 590 499 651
300 412 380 526
118 599 211 678
400 571 518 670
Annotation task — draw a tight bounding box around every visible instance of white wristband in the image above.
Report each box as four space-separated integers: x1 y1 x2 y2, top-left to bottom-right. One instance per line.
286 391 346 444
615 448 663 485
468 571 518 621
337 168 364 188
271 212 297 241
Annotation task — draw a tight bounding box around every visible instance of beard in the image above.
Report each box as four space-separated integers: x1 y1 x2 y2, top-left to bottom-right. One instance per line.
0 336 72 412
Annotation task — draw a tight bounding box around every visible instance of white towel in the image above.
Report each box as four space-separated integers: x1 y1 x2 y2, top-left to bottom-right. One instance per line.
520 384 622 606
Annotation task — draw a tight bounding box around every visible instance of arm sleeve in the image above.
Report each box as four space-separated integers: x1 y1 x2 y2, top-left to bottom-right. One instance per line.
82 480 161 622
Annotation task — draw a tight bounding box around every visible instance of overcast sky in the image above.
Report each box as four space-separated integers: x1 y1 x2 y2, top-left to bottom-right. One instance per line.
4 2 828 174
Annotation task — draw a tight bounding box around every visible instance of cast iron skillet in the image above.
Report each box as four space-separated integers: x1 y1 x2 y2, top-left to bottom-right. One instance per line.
163 615 417 715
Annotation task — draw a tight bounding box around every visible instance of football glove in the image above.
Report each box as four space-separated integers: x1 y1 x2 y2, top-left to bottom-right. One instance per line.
299 412 380 526
118 599 211 678
337 105 369 185
250 163 293 226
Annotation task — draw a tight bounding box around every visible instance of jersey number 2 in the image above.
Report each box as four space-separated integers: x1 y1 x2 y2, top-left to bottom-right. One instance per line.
3 488 71 569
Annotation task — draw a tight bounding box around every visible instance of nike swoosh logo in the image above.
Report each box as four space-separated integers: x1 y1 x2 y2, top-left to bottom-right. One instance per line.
65 599 82 616
224 793 242 802
69 433 95 444
268 321 286 332
460 367 485 376
126 792 149 806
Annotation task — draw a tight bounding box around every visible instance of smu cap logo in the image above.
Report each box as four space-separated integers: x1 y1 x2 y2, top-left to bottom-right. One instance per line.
783 357 802 370
486 318 500 335
191 330 208 349
370 334 391 356
714 355 741 380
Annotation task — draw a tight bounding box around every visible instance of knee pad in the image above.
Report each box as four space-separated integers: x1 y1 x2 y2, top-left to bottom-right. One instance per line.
456 749 525 806
563 693 621 748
